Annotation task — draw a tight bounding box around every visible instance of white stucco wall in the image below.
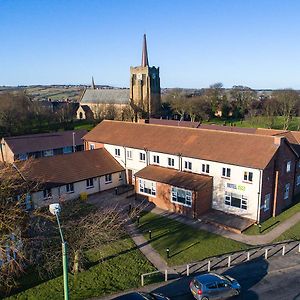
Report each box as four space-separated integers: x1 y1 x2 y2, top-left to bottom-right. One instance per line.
31 171 125 208
103 143 262 220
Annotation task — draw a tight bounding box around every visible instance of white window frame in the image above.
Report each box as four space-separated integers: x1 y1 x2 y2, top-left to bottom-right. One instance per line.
139 179 156 197
284 183 290 200
127 150 132 159
202 164 209 174
224 191 247 210
66 183 74 193
105 174 112 184
264 193 270 212
89 144 95 150
168 157 175 167
184 161 192 171
171 187 192 207
119 173 123 181
243 171 253 182
115 148 121 157
86 178 94 189
153 155 160 164
222 167 231 178
286 161 291 173
43 188 52 199
18 153 28 161
139 152 146 162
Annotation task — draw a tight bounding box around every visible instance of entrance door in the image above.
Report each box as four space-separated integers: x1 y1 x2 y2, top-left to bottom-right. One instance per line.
127 169 133 185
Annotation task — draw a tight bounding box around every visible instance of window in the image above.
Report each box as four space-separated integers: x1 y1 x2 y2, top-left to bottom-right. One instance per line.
244 171 253 182
115 148 120 157
139 179 156 196
298 161 300 168
153 155 160 164
18 153 28 161
284 183 290 200
66 183 74 193
222 167 231 178
286 161 291 173
86 178 94 188
127 150 132 159
43 149 53 157
297 175 300 186
202 164 210 174
140 152 146 162
171 187 192 207
43 188 52 199
168 157 175 167
63 146 73 154
264 194 270 211
184 161 192 171
89 144 95 150
105 174 112 183
224 191 247 210
119 173 123 181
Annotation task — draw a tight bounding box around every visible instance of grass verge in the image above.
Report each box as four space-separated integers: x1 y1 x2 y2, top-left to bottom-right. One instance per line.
138 212 248 266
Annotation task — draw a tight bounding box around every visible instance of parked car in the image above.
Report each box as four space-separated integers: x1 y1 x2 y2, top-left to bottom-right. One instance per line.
113 291 170 300
190 272 241 300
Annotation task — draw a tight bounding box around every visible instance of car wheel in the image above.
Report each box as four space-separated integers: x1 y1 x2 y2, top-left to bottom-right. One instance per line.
201 297 209 300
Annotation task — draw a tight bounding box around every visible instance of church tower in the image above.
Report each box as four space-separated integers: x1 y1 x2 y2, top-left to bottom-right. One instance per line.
130 34 161 119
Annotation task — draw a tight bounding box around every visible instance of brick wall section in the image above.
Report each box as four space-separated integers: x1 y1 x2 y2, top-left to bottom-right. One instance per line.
136 179 213 219
260 140 297 222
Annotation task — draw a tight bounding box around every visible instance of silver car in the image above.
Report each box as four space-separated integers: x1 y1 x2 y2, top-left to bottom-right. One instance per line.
190 272 241 300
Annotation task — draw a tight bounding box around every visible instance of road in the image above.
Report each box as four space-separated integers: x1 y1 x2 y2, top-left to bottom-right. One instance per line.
99 254 300 300
151 255 300 300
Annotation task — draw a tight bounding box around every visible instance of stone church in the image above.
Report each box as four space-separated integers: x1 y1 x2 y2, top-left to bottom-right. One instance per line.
77 35 161 121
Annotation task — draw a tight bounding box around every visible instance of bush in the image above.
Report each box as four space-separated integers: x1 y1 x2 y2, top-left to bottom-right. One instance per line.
79 192 88 202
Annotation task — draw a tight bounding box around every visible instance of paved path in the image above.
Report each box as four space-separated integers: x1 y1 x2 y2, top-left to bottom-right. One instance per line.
148 207 300 245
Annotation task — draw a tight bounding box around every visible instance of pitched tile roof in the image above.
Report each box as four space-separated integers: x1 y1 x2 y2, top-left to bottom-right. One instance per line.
80 88 130 104
19 148 124 187
84 120 281 169
135 165 212 191
2 130 87 155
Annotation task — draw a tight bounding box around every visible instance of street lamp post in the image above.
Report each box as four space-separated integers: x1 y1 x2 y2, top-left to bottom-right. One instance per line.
49 203 69 300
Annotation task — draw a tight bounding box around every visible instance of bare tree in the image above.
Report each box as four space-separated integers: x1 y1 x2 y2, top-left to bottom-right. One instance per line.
273 89 299 130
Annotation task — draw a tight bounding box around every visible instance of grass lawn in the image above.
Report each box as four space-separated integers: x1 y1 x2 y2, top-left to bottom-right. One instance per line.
138 212 248 266
203 116 300 131
244 201 300 235
74 122 96 131
7 238 155 300
273 221 300 242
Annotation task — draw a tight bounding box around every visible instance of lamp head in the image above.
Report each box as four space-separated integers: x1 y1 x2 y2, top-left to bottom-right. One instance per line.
49 203 61 216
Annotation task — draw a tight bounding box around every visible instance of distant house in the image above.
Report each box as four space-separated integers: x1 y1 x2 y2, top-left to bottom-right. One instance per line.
19 148 125 208
0 130 87 163
77 87 130 120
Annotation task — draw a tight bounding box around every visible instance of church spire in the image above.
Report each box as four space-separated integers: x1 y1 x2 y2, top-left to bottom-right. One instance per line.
141 34 149 67
91 76 96 89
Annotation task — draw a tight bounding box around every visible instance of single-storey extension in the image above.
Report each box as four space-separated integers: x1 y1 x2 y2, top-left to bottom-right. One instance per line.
19 148 125 208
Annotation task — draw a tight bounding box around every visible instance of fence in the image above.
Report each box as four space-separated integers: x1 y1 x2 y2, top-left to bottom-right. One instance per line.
140 239 300 286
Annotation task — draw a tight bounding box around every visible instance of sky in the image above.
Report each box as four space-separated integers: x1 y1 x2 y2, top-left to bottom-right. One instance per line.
1 0 300 89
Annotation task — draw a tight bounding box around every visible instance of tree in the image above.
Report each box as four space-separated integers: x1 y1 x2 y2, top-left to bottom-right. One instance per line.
273 89 299 130
230 86 257 118
205 82 224 116
167 89 188 120
262 97 280 128
0 161 43 293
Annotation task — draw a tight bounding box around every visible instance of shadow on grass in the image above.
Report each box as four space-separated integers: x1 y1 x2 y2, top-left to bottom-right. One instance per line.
261 220 280 234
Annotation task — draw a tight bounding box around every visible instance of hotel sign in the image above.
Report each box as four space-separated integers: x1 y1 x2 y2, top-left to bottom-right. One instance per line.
226 183 246 192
